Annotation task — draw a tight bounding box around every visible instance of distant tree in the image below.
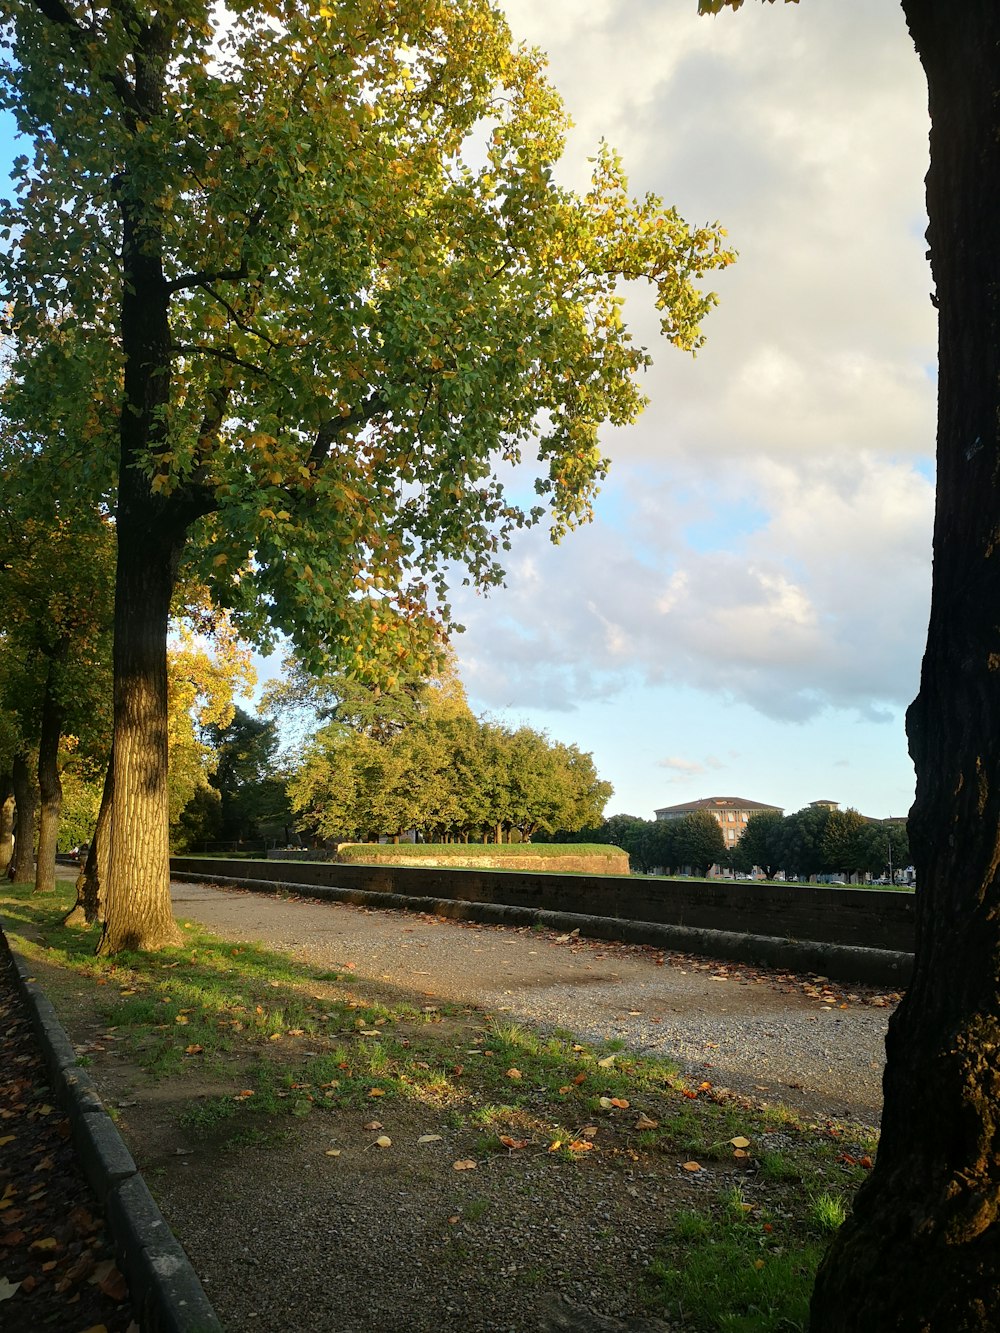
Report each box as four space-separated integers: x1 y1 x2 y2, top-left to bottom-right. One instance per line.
775 805 833 881
734 810 784 879
673 810 726 877
822 808 873 882
199 708 291 844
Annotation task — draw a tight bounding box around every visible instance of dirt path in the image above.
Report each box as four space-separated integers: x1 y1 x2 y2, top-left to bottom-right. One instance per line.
169 877 895 1126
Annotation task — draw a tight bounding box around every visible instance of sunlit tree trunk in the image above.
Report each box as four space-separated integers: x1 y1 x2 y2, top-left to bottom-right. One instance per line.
10 752 36 883
812 5 1000 1327
97 508 184 954
0 779 13 873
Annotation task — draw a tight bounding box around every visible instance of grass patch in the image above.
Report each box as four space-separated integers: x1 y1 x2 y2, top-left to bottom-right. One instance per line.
2 877 875 1329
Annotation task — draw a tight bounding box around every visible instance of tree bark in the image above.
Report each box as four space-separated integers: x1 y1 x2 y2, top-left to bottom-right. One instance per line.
64 752 112 928
97 508 184 953
34 654 66 894
0 777 13 873
811 5 1000 1328
10 752 36 883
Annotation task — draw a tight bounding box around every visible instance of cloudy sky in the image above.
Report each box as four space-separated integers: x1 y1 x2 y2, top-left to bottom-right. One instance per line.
447 0 935 820
1 0 934 823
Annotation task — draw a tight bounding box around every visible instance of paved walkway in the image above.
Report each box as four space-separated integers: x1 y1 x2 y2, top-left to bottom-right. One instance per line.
170 877 895 1124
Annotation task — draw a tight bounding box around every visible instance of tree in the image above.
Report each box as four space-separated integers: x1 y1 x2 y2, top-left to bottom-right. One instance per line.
774 804 832 881
673 810 726 877
196 707 291 846
733 809 783 879
822 807 872 883
703 2 1000 1326
2 0 732 952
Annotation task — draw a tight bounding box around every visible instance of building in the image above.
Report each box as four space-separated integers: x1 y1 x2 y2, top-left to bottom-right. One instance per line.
653 795 784 852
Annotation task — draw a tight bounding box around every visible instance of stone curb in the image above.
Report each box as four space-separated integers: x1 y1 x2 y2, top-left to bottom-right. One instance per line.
0 918 223 1333
171 871 913 988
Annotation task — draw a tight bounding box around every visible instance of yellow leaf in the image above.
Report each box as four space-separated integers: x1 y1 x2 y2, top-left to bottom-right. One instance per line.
375 1136 392 1149
597 1055 616 1068
731 1136 751 1149
452 1159 477 1171
682 1161 702 1172
325 1149 342 1157
505 1067 522 1080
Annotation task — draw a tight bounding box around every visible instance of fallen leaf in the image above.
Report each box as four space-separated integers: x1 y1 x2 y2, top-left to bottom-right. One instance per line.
755 1259 766 1270
734 1149 749 1160
324 1149 342 1157
572 1073 587 1086
183 1045 204 1056
0 1277 21 1301
374 1136 392 1149
548 1141 562 1152
417 1135 443 1144
634 1114 658 1131
369 1089 385 1098
452 1159 477 1170
359 1030 380 1037
681 1090 698 1100
609 1097 630 1109
363 1121 383 1131
568 1140 594 1153
731 1137 751 1149
597 1055 616 1068
499 1136 529 1150
173 1014 188 1025
580 1125 599 1138
506 1068 522 1080
29 1236 58 1252
682 1161 702 1172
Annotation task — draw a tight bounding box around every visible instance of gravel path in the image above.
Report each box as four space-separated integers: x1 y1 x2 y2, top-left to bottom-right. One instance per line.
170 877 894 1126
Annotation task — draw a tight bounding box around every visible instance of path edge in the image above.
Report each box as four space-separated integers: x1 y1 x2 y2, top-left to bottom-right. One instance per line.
0 916 223 1333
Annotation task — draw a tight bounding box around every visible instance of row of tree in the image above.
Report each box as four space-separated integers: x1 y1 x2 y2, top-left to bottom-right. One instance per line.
553 803 910 882
277 662 611 846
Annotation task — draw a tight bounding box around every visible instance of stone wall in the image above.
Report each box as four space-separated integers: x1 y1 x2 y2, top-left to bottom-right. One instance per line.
170 856 915 953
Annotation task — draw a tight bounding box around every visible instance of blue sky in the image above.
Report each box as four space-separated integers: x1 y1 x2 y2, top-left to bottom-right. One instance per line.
2 0 934 823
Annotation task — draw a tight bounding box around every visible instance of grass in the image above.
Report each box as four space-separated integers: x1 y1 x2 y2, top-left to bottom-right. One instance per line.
1 877 877 1327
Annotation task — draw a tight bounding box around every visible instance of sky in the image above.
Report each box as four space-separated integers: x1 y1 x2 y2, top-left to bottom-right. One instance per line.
445 0 935 821
0 0 934 824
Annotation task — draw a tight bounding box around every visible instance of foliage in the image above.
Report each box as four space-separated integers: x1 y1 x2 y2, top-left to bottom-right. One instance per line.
0 0 735 677
287 669 611 844
733 810 786 880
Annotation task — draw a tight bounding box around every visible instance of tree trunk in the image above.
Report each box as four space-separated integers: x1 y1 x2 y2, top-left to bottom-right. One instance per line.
0 777 13 873
64 753 113 928
34 655 66 895
98 510 184 953
811 6 1000 1328
10 752 36 883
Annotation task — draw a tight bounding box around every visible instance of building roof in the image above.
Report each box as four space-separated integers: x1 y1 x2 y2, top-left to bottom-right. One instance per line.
653 796 783 817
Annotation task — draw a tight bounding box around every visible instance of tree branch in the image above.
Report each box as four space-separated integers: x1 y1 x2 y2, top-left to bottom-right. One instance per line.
308 392 385 468
29 0 142 122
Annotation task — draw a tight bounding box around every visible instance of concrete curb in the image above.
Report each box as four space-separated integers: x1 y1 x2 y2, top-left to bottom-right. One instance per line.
0 918 223 1333
171 871 913 988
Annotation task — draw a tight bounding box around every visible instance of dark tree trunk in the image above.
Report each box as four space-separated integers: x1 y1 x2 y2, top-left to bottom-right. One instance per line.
35 654 66 895
811 5 1000 1329
10 752 36 883
64 752 113 928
